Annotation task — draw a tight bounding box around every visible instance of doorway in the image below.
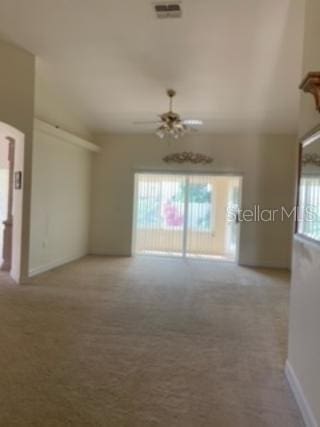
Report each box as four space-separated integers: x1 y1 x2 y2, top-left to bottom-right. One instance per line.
0 122 25 283
0 137 14 272
0 139 9 266
132 173 242 261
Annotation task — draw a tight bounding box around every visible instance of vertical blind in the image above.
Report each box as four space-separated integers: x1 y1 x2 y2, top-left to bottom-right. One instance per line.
186 174 214 257
135 173 185 255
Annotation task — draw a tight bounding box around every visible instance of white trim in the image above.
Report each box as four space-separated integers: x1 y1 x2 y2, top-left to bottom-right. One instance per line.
131 174 138 256
34 119 100 153
285 360 318 427
294 234 320 252
234 175 243 265
301 129 320 148
182 175 189 256
133 168 244 177
28 254 86 277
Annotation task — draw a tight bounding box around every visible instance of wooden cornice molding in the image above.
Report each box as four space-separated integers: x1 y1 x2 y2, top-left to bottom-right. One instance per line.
300 71 320 112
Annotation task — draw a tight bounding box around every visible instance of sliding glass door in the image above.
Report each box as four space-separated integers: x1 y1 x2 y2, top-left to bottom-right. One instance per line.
133 173 241 261
186 175 214 257
134 174 185 256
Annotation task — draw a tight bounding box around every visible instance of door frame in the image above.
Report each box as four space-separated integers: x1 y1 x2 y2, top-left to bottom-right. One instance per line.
132 171 243 263
0 122 25 283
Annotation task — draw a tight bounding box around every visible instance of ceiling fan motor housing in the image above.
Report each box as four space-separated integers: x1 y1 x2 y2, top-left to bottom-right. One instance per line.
161 111 181 123
167 89 176 98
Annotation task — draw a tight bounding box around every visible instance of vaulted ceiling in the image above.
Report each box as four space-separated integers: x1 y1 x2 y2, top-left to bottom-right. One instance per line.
0 0 305 135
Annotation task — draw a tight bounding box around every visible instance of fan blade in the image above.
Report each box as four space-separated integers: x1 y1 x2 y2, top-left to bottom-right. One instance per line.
182 119 203 126
133 120 162 125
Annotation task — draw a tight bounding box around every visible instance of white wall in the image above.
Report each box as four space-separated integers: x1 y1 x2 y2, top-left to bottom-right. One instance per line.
0 140 9 168
29 121 97 276
35 65 93 141
287 238 320 426
287 0 320 425
0 39 35 281
90 132 296 269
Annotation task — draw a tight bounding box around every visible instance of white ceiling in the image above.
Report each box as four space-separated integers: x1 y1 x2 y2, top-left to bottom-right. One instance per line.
0 0 305 135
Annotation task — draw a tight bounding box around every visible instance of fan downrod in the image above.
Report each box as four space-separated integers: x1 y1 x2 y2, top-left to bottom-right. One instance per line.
167 89 176 98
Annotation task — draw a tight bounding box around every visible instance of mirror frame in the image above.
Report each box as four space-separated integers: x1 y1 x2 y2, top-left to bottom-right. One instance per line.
296 124 320 243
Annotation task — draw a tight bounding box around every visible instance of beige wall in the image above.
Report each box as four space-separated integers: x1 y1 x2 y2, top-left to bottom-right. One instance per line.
90 133 296 269
29 121 95 276
0 39 35 281
35 66 93 140
287 0 320 425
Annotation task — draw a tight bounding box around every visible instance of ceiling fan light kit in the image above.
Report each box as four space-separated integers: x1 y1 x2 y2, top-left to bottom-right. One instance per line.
135 89 203 140
156 89 188 139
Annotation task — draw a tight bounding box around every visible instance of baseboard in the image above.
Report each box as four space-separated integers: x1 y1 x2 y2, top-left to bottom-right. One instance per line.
285 360 318 427
89 250 132 257
28 253 87 278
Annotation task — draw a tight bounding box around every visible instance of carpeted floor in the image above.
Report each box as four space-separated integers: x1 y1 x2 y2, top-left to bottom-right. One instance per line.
0 256 303 426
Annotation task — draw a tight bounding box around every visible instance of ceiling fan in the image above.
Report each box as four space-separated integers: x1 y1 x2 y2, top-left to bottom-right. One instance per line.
134 89 203 139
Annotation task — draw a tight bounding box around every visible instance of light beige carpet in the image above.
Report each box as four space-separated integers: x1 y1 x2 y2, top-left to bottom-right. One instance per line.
0 256 303 426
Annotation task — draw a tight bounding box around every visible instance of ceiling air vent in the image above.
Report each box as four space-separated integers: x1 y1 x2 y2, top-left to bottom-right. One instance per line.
154 2 182 19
